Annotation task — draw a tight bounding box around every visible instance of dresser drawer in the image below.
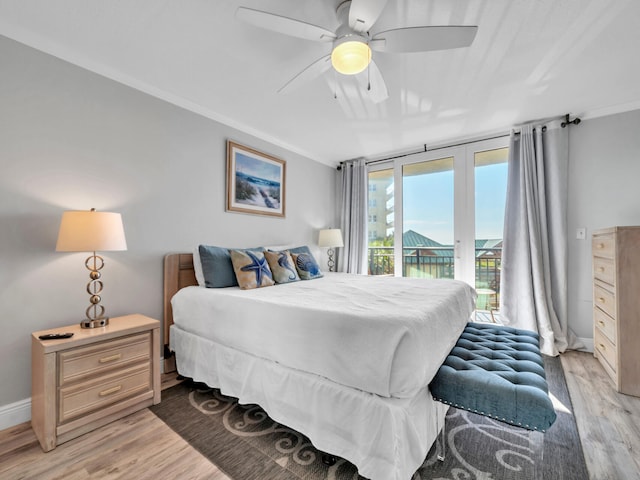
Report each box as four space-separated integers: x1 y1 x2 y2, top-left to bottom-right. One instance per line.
594 307 616 345
58 363 151 424
594 328 617 376
592 233 615 259
593 256 615 286
59 333 151 386
594 284 616 320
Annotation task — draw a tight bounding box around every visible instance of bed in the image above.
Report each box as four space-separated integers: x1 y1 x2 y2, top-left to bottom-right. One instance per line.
163 252 476 480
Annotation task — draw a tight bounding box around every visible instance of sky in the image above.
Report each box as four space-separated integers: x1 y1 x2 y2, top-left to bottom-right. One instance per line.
474 162 508 240
236 152 281 183
403 162 508 245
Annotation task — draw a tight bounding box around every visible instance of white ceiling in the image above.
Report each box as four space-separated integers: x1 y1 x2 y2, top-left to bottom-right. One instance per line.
2 0 640 166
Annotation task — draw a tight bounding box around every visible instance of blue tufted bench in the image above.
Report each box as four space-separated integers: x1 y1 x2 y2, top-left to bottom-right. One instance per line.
429 322 557 432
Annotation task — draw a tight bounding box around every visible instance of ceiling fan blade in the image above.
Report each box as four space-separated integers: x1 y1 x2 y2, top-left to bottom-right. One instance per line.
358 59 388 103
236 7 336 42
371 26 478 53
278 55 333 94
349 0 388 33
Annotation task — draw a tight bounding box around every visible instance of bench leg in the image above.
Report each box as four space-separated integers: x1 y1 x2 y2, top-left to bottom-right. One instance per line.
529 430 544 480
321 453 337 466
436 418 446 462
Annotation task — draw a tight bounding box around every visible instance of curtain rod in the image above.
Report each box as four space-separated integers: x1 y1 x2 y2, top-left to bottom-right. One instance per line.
560 113 581 127
363 132 510 167
338 113 582 169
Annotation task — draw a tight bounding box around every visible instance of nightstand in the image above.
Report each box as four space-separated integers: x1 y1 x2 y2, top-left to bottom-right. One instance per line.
31 314 161 452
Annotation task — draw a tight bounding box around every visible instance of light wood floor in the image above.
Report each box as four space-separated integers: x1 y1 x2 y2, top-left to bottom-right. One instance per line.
0 351 638 479
560 351 640 480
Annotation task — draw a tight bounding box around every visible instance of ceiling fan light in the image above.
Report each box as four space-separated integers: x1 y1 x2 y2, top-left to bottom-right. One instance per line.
331 40 371 75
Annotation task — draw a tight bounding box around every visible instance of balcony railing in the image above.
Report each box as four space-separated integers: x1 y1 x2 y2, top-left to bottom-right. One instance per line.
368 246 502 310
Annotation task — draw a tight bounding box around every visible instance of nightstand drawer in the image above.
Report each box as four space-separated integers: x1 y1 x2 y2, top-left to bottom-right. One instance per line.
594 284 616 320
58 363 151 424
593 256 615 286
592 233 615 259
59 333 151 386
594 307 616 345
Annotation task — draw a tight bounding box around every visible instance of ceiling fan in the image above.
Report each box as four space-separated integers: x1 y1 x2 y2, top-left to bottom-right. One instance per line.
236 0 478 103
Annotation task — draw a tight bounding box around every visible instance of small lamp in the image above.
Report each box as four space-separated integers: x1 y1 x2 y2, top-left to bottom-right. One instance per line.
56 208 127 328
318 228 344 272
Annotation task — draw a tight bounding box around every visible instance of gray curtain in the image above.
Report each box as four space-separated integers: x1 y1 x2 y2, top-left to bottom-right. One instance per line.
500 121 581 355
338 158 368 274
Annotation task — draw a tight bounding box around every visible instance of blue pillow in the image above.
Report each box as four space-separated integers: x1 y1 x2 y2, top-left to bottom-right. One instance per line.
199 245 263 288
288 245 313 256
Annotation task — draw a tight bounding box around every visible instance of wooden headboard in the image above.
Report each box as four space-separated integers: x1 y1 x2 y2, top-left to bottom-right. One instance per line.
163 253 197 371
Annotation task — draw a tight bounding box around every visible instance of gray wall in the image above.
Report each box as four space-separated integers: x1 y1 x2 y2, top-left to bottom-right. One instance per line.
567 109 640 342
0 36 337 409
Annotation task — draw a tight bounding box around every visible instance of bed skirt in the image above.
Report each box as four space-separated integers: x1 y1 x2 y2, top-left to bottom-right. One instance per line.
170 324 446 480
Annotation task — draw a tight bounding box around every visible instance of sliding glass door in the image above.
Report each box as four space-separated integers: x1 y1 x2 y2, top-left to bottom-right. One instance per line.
402 156 455 279
473 147 508 313
367 168 394 275
367 138 509 313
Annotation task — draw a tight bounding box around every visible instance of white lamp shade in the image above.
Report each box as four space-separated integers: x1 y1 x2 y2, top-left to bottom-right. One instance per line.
56 210 127 252
318 228 344 248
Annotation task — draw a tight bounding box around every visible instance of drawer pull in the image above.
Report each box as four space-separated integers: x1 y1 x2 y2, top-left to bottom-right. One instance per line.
598 320 605 327
99 385 123 397
597 297 605 304
599 343 606 351
597 267 605 273
596 243 604 249
99 354 122 364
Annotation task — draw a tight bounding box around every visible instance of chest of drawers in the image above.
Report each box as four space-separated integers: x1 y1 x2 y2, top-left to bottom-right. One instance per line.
592 227 640 397
31 314 161 451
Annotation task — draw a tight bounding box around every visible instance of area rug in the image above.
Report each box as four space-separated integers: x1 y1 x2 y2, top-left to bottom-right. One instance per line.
150 355 588 480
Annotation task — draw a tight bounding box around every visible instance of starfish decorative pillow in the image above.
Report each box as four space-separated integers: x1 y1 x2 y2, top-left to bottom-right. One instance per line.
229 249 275 289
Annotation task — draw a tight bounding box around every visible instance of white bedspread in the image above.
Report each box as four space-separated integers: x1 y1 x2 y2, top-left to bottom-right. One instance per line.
171 272 476 398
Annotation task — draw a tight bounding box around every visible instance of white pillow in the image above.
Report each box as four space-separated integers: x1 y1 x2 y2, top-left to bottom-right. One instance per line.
193 246 205 286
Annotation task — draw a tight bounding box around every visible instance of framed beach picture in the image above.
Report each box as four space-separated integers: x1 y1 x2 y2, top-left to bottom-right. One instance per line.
226 140 286 217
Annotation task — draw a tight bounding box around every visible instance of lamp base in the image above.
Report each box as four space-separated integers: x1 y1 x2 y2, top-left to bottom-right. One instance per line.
80 317 109 329
327 248 335 272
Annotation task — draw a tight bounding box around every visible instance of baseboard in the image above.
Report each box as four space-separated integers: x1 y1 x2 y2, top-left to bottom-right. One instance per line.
0 397 31 431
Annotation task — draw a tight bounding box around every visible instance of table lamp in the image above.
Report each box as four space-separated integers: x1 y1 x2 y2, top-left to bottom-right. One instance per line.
318 228 344 272
56 208 127 328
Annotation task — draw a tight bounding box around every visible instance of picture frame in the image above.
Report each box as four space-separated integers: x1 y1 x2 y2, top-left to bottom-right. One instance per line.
226 140 286 217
